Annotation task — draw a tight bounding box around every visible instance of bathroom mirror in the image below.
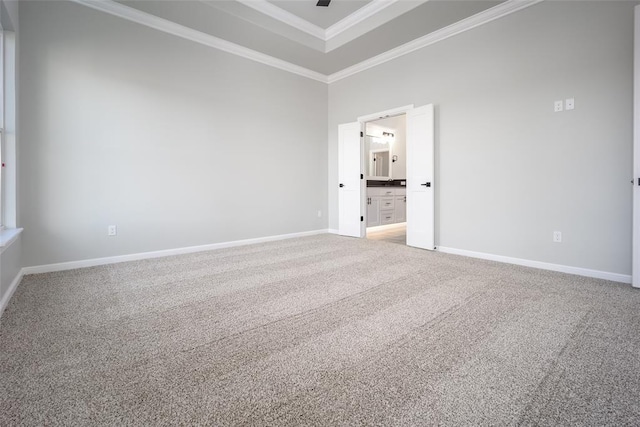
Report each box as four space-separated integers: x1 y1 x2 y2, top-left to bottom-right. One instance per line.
368 149 391 179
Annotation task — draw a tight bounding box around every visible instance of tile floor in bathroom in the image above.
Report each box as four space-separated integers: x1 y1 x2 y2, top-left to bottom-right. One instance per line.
366 224 406 245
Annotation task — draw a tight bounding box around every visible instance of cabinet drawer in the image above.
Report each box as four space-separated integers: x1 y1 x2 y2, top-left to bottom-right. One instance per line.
368 187 395 197
380 197 394 210
380 210 395 224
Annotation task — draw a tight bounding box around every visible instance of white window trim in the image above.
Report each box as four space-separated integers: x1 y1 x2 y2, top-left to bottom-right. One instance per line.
1 30 17 231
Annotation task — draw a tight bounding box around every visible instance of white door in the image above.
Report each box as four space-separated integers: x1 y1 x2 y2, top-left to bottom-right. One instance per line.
406 104 435 250
338 122 364 237
634 6 640 288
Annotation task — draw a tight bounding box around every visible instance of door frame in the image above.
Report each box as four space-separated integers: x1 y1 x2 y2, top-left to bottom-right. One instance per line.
358 105 414 232
633 6 639 288
357 104 415 123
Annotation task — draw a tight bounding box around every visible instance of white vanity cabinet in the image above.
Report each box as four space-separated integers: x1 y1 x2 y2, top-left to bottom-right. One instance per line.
395 193 406 222
366 196 381 227
366 187 406 227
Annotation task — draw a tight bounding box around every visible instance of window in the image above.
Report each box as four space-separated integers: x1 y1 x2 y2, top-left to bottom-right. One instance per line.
0 31 5 229
0 28 17 231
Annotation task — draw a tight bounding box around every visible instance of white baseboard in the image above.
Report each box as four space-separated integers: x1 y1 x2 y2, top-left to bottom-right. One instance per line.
9 231 630 319
0 268 24 319
437 246 632 284
22 229 330 275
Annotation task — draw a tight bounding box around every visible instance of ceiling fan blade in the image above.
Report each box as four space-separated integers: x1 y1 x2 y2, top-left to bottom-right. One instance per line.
316 0 331 7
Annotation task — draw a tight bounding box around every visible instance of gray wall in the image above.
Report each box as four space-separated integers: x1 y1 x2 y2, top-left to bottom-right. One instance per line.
19 1 328 267
328 1 634 275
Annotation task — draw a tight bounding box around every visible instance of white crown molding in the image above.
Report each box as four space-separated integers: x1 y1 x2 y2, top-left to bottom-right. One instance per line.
236 0 326 40
70 0 542 85
437 246 632 284
70 0 328 83
236 0 404 46
324 0 399 40
327 0 544 83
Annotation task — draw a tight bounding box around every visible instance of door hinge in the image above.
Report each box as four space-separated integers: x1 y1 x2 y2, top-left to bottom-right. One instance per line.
360 131 363 138
360 173 363 179
360 216 364 222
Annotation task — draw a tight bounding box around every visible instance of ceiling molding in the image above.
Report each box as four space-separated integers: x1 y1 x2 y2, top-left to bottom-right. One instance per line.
324 0 399 40
70 0 328 83
327 0 544 83
236 0 326 40
323 0 429 52
234 0 414 51
70 0 543 86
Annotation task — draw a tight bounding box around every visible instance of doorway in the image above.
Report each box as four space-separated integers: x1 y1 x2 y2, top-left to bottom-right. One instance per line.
337 104 435 251
362 114 408 246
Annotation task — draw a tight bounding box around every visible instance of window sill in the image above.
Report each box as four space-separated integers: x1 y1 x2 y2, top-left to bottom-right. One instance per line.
0 227 23 252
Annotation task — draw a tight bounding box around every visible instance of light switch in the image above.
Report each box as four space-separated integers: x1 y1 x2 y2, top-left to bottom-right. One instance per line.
565 98 575 110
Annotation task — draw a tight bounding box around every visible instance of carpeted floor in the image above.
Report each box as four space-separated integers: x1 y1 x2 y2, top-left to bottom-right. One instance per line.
1 234 639 425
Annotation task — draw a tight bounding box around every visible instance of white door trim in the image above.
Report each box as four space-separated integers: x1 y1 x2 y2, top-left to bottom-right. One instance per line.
357 104 414 123
358 104 414 231
633 6 640 288
356 103 435 249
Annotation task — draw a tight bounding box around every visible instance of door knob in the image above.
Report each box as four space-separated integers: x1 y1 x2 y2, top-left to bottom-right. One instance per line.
421 182 431 187
339 183 344 188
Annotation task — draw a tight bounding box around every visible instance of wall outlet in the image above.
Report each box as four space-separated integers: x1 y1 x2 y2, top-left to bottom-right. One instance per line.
317 210 322 218
108 225 117 236
553 231 562 243
554 100 563 112
565 98 575 110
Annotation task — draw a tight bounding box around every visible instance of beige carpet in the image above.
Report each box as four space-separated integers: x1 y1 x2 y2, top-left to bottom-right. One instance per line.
1 234 639 425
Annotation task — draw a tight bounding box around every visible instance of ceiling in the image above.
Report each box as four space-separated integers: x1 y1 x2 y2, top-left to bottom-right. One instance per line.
107 0 521 80
268 0 373 29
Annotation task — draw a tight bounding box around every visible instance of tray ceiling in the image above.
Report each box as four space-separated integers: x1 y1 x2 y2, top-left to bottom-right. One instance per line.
91 0 532 81
268 0 372 29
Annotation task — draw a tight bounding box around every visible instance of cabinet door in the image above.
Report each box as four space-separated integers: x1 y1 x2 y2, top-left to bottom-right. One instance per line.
380 210 395 225
395 195 406 222
380 188 395 197
380 197 394 211
367 196 381 227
